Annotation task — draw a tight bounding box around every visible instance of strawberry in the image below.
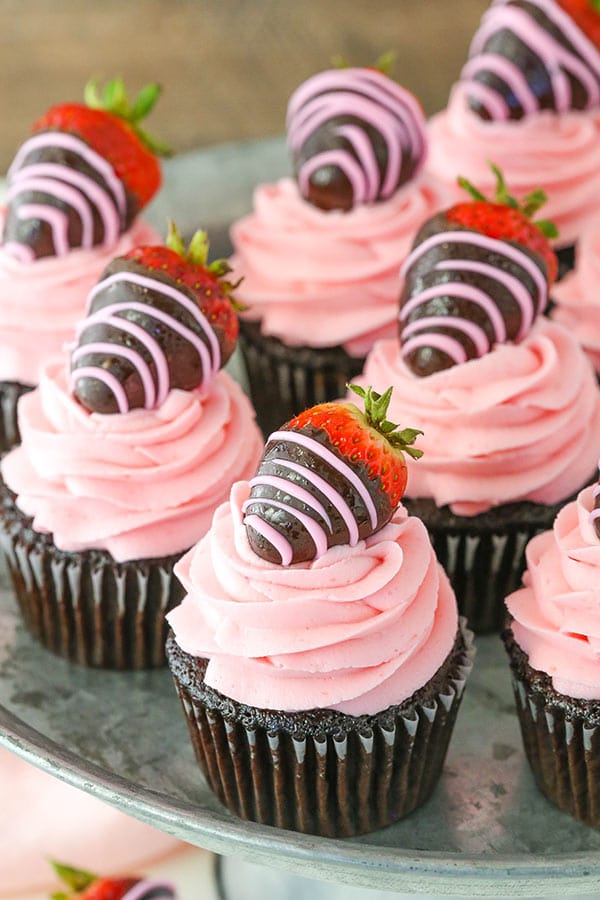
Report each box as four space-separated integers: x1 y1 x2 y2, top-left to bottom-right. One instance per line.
50 861 175 900
71 221 242 414
287 60 427 211
460 0 600 121
399 164 558 377
3 78 168 262
243 385 422 565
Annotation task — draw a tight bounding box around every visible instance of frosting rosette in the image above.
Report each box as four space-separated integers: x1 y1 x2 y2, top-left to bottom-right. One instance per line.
0 217 160 385
426 85 600 249
0 359 263 562
552 219 600 372
358 318 600 515
230 175 451 357
507 486 600 700
167 481 458 717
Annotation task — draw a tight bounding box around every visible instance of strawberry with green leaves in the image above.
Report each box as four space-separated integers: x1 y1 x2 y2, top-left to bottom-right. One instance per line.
50 861 175 900
3 78 168 263
244 384 422 565
399 164 558 377
71 221 242 414
461 0 600 121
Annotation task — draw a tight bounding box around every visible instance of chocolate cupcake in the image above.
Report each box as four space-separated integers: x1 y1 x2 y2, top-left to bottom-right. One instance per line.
503 480 600 827
0 224 262 668
167 388 474 836
355 170 600 632
231 63 451 436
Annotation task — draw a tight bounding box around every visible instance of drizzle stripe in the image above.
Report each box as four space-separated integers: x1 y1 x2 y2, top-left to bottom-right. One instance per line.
402 332 468 365
335 123 381 198
462 53 539 114
9 177 95 248
460 79 510 119
88 271 221 374
435 258 539 335
402 315 490 356
271 458 360 545
7 132 127 217
243 497 330 558
400 281 508 343
249 474 333 531
70 365 129 414
2 241 35 263
122 881 176 900
244 514 293 566
519 0 600 77
71 341 157 409
400 230 547 304
298 150 369 205
267 430 378 530
17 204 69 256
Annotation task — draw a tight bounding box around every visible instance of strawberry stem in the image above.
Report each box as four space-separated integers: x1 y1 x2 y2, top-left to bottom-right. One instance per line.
164 222 246 306
51 861 96 893
84 77 171 157
347 383 423 459
590 0 600 11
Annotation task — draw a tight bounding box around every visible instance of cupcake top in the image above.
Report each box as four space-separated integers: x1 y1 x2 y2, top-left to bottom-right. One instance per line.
231 64 451 356
426 0 600 248
0 79 167 386
551 216 600 372
0 226 263 561
507 482 600 700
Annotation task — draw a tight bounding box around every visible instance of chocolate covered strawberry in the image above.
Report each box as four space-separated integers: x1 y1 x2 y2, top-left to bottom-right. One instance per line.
287 58 427 211
460 0 600 121
399 164 558 377
243 385 422 565
71 221 241 414
3 78 167 262
50 861 175 900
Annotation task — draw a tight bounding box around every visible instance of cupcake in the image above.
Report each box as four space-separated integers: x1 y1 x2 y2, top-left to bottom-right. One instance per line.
426 0 600 274
166 386 474 837
551 216 600 373
504 479 600 828
0 78 167 453
0 225 263 668
356 171 600 633
49 862 175 900
230 63 451 436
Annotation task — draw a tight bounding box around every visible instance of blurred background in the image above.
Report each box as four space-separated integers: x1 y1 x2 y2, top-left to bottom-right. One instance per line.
0 0 489 171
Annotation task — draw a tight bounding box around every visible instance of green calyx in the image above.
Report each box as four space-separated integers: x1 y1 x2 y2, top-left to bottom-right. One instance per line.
347 384 423 459
84 77 171 156
50 860 96 899
458 161 559 239
590 0 600 12
166 220 246 309
332 50 395 76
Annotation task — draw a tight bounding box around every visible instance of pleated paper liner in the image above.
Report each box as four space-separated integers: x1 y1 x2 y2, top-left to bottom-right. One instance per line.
504 624 600 828
404 494 583 635
0 485 184 669
0 381 32 455
237 320 365 438
166 620 475 838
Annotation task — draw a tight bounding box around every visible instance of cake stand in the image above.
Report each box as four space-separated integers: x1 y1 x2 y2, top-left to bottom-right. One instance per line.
2 140 600 899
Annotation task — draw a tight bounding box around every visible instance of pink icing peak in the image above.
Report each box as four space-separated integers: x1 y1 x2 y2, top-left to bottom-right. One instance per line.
243 514 293 565
268 430 379 530
71 340 157 409
401 229 547 310
402 314 490 357
273 458 360 545
88 271 220 374
243 496 330 560
402 331 468 365
18 203 70 256
400 281 508 344
70 364 129 414
249 474 333 531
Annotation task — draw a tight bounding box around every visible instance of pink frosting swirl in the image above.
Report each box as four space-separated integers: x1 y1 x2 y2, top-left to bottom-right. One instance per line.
426 85 600 248
167 481 458 716
552 218 600 372
230 176 451 357
0 216 160 385
0 359 263 562
358 318 600 515
507 486 600 699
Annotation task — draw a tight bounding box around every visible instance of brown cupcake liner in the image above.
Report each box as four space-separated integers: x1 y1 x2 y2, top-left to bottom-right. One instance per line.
404 494 581 635
0 488 184 669
237 319 365 437
555 245 575 282
504 625 600 828
166 619 475 837
0 381 33 455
